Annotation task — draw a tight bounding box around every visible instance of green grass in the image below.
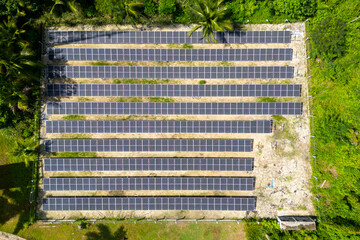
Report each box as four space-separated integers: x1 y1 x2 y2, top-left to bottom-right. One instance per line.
113 79 171 84
257 97 278 102
89 61 111 66
50 152 98 158
199 80 206 85
62 115 86 120
14 221 245 240
0 130 33 235
272 115 286 123
116 97 175 102
182 44 193 49
148 97 174 102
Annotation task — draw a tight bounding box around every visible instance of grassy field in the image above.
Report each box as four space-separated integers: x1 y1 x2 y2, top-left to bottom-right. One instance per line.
9 220 245 240
0 126 246 239
0 130 33 234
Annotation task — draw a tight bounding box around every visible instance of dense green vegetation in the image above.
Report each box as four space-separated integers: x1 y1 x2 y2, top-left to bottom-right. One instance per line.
0 0 359 238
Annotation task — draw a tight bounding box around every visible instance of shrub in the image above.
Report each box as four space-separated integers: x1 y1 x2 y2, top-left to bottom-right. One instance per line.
310 17 347 60
229 0 258 23
144 0 157 16
158 0 176 15
271 0 317 20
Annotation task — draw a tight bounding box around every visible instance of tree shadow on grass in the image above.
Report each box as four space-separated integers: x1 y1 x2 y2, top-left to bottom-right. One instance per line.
85 224 128 240
0 162 32 234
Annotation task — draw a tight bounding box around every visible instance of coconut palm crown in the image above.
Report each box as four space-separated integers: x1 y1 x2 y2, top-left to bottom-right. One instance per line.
187 0 233 43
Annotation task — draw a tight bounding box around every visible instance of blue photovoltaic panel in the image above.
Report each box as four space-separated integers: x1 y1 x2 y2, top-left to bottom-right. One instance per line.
43 177 255 191
47 65 294 79
42 196 257 211
43 158 255 172
46 84 301 97
44 139 253 152
48 30 291 44
48 48 293 61
46 102 303 115
45 120 272 134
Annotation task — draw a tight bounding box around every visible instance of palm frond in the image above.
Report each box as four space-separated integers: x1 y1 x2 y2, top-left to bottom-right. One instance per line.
187 25 202 37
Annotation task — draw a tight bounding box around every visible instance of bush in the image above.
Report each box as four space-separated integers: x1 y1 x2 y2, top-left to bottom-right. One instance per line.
158 0 176 15
310 17 347 60
144 0 157 16
229 0 259 23
271 0 317 20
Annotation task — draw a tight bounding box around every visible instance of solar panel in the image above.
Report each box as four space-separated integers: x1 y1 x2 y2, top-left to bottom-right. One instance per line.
47 66 295 79
46 102 303 115
48 30 291 44
48 48 293 62
46 84 302 97
43 158 254 172
44 139 253 152
42 196 256 211
45 120 272 134
43 177 255 191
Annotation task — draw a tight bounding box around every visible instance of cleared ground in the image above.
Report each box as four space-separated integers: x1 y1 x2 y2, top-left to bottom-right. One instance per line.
39 22 314 220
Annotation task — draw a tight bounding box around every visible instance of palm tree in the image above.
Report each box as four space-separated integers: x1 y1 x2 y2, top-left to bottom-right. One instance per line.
0 18 43 114
50 0 82 15
187 0 233 43
117 0 143 25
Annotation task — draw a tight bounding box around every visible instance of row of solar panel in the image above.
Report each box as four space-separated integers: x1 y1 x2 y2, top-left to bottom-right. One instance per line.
48 30 291 44
47 66 295 79
42 197 256 211
46 102 303 115
46 84 301 97
45 120 272 134
44 139 253 152
43 177 255 191
48 48 293 62
43 158 254 172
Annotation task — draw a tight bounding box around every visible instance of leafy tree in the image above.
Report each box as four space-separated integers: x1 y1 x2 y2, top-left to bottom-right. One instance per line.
271 0 317 20
229 0 258 23
310 17 347 60
158 0 176 15
187 0 233 43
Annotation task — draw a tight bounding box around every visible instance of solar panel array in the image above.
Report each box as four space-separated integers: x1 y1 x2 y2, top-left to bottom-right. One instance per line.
48 30 291 44
48 48 293 62
47 102 303 115
41 28 299 214
42 197 257 211
47 65 294 79
43 177 255 191
46 120 272 134
43 158 254 172
47 84 301 97
45 139 253 152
